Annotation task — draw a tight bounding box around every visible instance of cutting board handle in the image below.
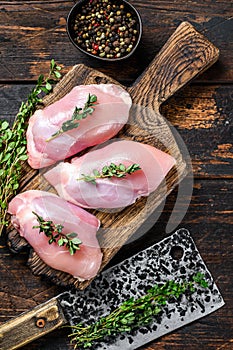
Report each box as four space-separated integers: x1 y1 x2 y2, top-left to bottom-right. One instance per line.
129 21 219 110
0 297 66 350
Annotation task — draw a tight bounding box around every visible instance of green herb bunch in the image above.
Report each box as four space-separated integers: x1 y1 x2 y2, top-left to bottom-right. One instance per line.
68 273 209 348
0 59 62 234
77 163 141 185
32 211 82 255
46 93 97 141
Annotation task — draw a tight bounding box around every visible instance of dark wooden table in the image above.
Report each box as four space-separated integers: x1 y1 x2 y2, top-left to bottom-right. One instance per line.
0 1 232 349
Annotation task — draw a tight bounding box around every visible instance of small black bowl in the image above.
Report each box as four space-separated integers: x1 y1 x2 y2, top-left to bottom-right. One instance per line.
67 0 142 61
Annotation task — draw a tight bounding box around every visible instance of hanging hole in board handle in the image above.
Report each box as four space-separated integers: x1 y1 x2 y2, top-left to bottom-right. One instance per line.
170 246 184 260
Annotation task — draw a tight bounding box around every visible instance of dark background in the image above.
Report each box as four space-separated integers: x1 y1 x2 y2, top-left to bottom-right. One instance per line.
0 1 232 349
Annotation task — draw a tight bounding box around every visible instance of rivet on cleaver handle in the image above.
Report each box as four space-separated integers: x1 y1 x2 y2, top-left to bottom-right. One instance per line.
0 297 67 350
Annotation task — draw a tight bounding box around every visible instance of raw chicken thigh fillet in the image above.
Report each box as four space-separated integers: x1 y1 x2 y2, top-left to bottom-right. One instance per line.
8 190 102 280
44 140 176 209
27 84 132 168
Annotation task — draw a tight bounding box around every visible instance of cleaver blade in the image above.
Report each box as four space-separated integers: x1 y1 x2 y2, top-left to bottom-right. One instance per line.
0 228 224 350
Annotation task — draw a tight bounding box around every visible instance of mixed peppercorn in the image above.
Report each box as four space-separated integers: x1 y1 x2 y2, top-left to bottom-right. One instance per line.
71 0 140 59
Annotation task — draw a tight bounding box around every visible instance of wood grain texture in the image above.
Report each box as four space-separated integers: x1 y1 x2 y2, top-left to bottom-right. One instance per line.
1 84 232 178
0 1 232 83
161 84 233 178
129 21 219 108
6 66 184 289
0 297 66 350
4 21 219 291
0 0 232 349
0 179 232 349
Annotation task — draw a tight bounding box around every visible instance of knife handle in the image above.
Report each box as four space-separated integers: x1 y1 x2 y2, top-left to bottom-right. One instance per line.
129 21 219 110
0 297 67 350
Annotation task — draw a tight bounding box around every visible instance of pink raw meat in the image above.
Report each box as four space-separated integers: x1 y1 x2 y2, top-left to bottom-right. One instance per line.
8 190 102 280
44 140 176 209
27 84 132 169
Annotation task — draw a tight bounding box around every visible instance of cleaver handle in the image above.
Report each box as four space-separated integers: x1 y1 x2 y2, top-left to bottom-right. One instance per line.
129 21 219 110
0 297 67 350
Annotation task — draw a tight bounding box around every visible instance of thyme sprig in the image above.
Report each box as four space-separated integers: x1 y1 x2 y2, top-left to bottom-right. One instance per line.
77 163 141 185
0 60 62 234
46 93 97 142
68 273 209 349
32 211 82 255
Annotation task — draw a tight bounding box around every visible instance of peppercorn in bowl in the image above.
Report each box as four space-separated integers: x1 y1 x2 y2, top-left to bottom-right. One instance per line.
67 0 142 61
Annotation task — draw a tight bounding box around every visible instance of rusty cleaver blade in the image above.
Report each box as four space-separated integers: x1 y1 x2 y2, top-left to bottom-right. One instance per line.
0 228 224 350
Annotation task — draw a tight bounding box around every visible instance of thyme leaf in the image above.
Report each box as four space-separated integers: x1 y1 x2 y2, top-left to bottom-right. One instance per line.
32 211 82 255
68 273 209 349
0 60 62 235
46 93 97 142
77 163 141 185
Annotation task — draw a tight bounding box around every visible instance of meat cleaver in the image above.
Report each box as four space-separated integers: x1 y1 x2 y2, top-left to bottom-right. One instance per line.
0 228 224 350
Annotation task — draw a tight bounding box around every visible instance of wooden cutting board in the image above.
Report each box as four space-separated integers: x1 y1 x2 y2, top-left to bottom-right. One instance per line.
7 22 219 289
